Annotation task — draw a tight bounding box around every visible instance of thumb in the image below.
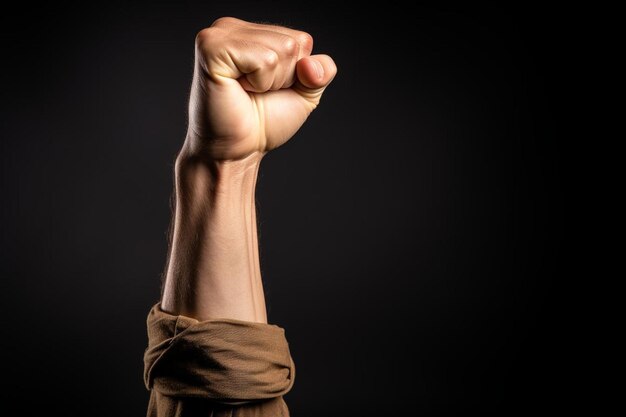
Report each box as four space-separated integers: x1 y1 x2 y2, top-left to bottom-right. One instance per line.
294 54 337 103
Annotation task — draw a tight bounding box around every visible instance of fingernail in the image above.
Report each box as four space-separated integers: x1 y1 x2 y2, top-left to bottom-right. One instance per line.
312 59 323 80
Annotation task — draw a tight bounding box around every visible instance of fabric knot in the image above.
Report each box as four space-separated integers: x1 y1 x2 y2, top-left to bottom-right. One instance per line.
143 304 296 405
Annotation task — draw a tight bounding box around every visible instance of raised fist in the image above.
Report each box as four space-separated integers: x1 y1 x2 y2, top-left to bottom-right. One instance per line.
182 17 337 161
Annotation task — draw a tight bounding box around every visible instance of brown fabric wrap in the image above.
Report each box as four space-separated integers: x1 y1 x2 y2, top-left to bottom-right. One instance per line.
143 303 296 406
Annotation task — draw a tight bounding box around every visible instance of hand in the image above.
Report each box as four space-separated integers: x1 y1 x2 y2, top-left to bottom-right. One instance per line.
182 17 337 161
163 18 337 321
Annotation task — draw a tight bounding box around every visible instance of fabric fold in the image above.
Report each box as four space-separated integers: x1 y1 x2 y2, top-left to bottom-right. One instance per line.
143 303 296 405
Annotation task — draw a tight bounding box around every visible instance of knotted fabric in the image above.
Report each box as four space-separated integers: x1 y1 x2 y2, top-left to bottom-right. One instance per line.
143 303 295 416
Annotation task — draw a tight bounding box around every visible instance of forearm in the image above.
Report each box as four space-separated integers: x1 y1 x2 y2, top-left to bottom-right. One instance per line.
160 149 267 323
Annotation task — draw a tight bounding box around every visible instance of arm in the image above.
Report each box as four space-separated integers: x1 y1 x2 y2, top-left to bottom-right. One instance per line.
160 17 337 323
162 151 267 322
144 18 337 416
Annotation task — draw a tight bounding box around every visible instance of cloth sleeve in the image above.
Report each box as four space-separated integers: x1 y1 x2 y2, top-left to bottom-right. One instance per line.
143 303 296 417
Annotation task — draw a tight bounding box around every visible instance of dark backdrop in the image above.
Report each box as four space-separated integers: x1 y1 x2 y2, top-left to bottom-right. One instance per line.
1 2 564 415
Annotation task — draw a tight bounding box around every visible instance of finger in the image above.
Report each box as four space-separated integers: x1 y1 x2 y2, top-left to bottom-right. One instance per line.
216 19 313 89
295 54 337 93
198 20 318 92
259 55 337 149
248 24 314 58
212 17 314 59
235 28 301 89
236 44 281 93
198 29 306 91
202 37 281 92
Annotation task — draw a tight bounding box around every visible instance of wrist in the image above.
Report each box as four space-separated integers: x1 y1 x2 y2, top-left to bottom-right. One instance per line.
174 148 265 197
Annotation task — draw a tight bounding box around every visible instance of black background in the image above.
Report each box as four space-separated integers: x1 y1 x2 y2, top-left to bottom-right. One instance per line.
0 1 564 415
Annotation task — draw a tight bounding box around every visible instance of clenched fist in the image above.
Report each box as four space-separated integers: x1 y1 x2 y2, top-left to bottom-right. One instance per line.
182 17 337 161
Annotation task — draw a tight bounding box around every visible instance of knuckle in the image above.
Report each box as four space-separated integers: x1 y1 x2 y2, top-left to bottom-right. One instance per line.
195 27 218 48
282 37 299 56
211 16 238 27
298 32 314 51
262 50 279 67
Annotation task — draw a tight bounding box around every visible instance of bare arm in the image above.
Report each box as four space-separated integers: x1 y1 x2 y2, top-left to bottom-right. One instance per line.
162 151 266 322
160 17 337 322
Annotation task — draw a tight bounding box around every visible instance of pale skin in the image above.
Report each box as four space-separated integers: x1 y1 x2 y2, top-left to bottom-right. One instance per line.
161 17 337 323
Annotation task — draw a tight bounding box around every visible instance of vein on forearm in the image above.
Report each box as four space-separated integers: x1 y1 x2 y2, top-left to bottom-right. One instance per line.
161 151 267 323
